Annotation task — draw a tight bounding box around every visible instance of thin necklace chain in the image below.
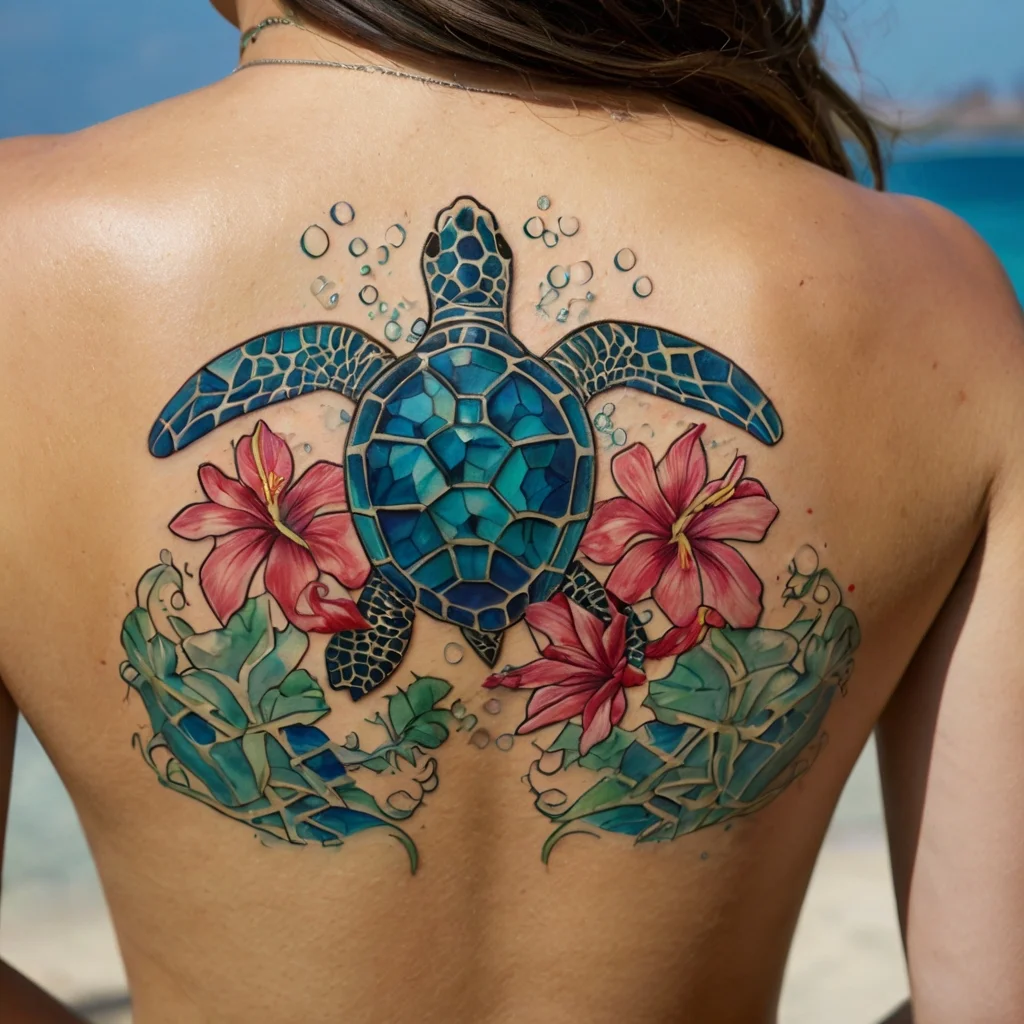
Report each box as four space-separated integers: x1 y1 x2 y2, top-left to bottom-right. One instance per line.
235 14 523 99
233 57 522 99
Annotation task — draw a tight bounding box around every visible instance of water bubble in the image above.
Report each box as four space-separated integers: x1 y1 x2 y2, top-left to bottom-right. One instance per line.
593 412 612 432
330 201 355 226
300 224 330 259
358 285 379 305
569 261 594 286
339 410 352 423
483 698 502 715
813 583 832 605
460 714 479 732
378 302 389 313
539 788 568 808
359 265 372 276
601 402 615 416
384 321 403 342
496 734 515 752
542 230 559 249
444 642 465 665
470 728 492 749
585 291 595 301
390 309 400 321
547 265 570 289
523 216 545 239
558 215 580 237
368 311 376 320
411 318 428 337
303 443 312 453
385 223 407 248
537 195 552 211
612 427 628 446
633 275 654 298
310 275 339 309
451 700 468 720
792 545 820 577
348 237 368 257
556 308 569 323
614 247 637 272
376 245 390 266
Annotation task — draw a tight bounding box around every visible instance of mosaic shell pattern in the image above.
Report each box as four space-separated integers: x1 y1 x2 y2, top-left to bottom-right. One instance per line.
345 322 595 632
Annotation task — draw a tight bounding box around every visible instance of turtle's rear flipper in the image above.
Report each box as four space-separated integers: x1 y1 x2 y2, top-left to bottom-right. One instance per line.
544 322 783 446
561 561 648 670
326 571 415 700
461 628 504 668
149 323 394 457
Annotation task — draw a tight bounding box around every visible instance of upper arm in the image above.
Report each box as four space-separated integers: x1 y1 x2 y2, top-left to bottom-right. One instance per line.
877 207 1024 1022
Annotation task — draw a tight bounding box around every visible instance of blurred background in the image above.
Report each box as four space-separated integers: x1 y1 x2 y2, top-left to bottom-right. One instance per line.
0 2 1021 1022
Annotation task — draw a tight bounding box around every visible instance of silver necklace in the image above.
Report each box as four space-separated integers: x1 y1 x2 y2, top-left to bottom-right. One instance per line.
233 57 523 100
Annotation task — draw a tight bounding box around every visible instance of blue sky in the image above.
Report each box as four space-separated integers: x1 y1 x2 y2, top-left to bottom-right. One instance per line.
0 0 1022 138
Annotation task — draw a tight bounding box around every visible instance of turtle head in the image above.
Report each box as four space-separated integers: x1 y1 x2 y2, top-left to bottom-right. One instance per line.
422 197 512 327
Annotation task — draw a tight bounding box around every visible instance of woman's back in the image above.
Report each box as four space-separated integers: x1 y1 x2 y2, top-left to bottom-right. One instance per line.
1 10 1023 1024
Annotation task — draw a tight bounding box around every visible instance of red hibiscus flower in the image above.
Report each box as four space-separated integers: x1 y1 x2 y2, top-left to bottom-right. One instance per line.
169 421 371 634
484 594 646 755
580 424 778 630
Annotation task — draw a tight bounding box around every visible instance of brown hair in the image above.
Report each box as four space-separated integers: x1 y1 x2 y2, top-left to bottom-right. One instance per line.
285 0 883 187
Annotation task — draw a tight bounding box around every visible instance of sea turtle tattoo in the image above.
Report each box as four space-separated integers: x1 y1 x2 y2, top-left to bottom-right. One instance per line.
150 197 783 699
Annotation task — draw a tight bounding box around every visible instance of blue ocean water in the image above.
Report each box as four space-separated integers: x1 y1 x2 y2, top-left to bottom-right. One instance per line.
887 144 1024 299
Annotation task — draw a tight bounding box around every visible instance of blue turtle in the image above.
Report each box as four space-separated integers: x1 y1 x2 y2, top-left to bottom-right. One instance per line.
150 197 783 698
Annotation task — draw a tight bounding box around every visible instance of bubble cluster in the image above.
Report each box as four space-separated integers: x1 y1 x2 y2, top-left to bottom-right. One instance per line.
593 402 628 448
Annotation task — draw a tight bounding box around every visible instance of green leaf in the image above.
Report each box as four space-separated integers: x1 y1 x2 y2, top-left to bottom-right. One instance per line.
242 731 271 791
257 669 329 728
388 677 452 735
578 727 635 772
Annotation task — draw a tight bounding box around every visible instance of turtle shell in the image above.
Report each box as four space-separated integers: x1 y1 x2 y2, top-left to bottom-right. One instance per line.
345 322 596 632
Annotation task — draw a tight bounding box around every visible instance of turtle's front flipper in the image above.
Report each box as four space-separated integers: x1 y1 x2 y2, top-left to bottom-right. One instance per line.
325 570 416 700
561 561 647 669
544 322 783 446
461 628 504 668
149 323 394 457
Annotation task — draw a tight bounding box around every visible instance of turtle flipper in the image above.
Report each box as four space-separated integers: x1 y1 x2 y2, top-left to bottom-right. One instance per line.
544 322 783 446
325 570 415 700
460 627 504 668
149 323 394 457
561 561 648 669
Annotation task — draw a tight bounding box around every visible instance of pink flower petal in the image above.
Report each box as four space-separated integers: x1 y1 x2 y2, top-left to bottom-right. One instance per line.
688 491 778 543
301 512 371 589
606 538 675 604
692 539 764 628
579 497 668 564
610 444 676 529
525 594 580 648
198 464 267 520
600 605 628 667
579 685 617 754
566 600 608 666
235 422 295 501
301 582 371 632
485 657 598 691
652 552 703 626
692 455 747 508
169 502 266 540
281 461 348 532
199 528 275 624
543 644 602 670
646 617 708 659
621 662 647 690
520 686 594 734
264 535 318 622
657 424 708 513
